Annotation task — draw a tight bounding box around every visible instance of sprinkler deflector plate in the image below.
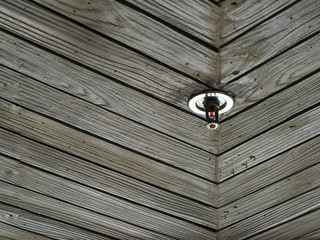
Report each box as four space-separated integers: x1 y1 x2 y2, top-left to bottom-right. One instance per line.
188 90 234 116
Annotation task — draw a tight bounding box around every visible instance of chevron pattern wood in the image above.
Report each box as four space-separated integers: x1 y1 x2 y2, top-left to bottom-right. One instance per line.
0 0 319 239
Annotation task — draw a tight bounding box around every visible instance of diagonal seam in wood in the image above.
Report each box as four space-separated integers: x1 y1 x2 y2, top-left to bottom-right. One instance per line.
0 0 319 237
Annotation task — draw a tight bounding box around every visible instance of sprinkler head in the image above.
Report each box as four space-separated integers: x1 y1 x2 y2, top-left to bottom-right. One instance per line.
188 90 234 130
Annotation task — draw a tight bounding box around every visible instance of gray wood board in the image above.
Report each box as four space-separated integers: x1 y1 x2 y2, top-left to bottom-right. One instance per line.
295 229 320 240
33 0 219 82
218 164 320 228
220 70 320 151
0 128 217 228
0 0 209 110
0 204 113 240
0 222 53 240
0 155 218 238
0 30 219 153
250 208 320 240
124 0 221 46
218 136 320 206
0 65 216 180
0 181 174 240
221 0 297 44
220 0 320 83
218 105 320 181
222 33 320 119
0 99 217 205
218 187 320 239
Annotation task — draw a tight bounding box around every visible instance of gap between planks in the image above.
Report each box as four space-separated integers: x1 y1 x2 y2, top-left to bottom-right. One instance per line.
0 203 115 240
0 155 218 238
218 163 320 228
0 64 217 181
0 0 210 112
0 180 175 240
218 135 320 207
221 31 320 121
218 187 320 239
0 127 218 228
220 0 297 45
249 208 320 240
0 29 220 154
31 0 219 84
219 0 320 84
0 222 53 240
122 0 221 48
0 98 218 206
217 104 320 182
220 68 320 152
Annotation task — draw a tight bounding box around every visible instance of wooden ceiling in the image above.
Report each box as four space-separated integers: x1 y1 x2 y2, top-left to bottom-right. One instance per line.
0 0 319 239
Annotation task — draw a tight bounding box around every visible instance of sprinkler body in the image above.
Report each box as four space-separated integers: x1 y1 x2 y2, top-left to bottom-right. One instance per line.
204 96 220 130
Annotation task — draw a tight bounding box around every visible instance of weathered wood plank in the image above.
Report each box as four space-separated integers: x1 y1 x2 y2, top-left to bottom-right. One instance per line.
33 0 219 82
124 0 221 46
0 0 209 110
218 187 320 239
218 136 320 206
218 105 320 181
0 128 217 228
0 222 53 240
0 181 174 240
0 65 216 180
0 155 217 238
220 70 320 151
295 229 320 240
220 0 320 84
221 0 297 44
222 33 320 119
0 99 217 205
250 208 320 240
0 203 114 240
218 164 320 228
0 30 219 153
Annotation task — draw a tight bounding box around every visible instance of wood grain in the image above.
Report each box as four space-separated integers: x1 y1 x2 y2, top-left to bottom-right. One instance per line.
250 208 320 240
220 0 320 84
0 128 217 228
0 99 217 205
0 30 219 154
0 181 174 240
0 222 53 240
218 136 320 206
218 164 320 228
0 155 218 237
222 33 320 119
220 70 320 151
0 203 115 240
0 65 216 180
218 105 320 181
33 0 219 82
295 229 320 240
0 0 209 110
124 0 221 46
218 187 320 239
221 0 297 44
